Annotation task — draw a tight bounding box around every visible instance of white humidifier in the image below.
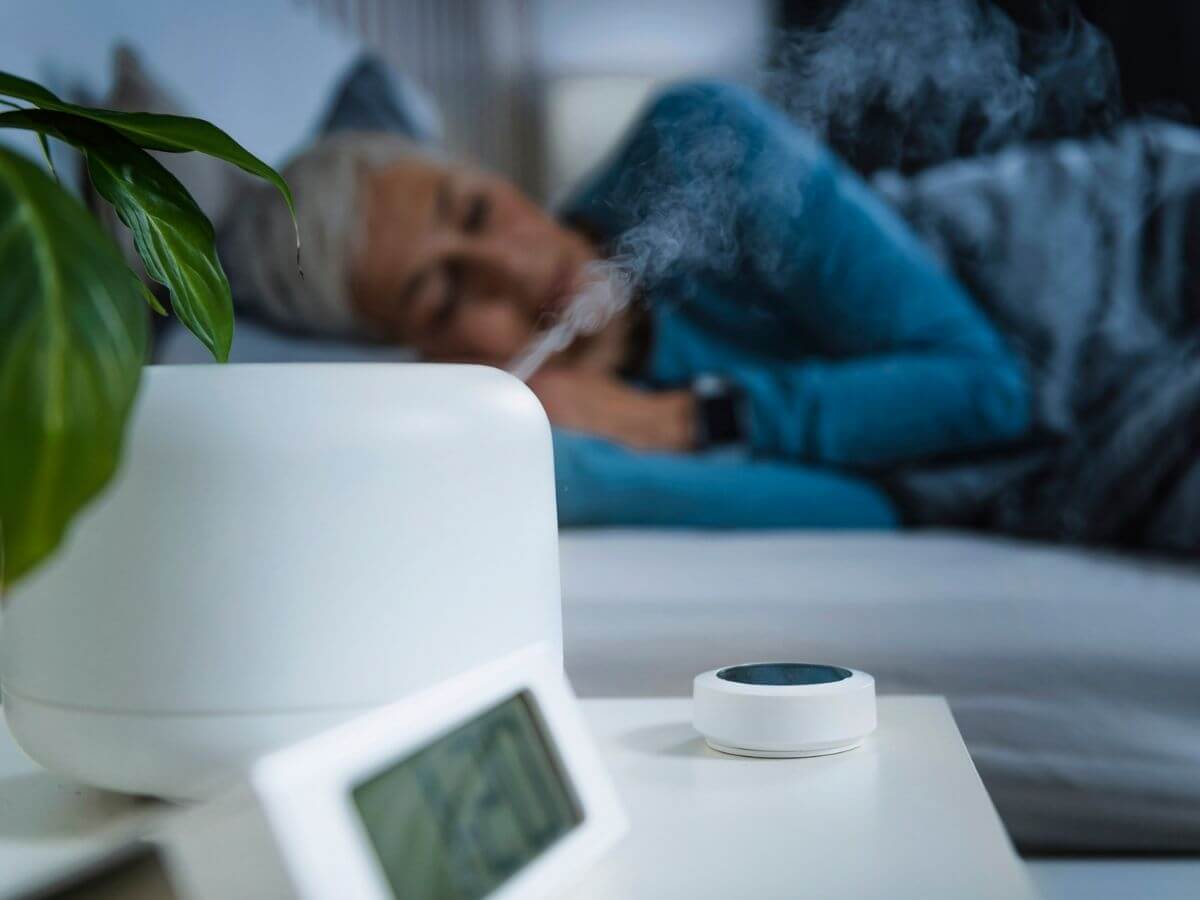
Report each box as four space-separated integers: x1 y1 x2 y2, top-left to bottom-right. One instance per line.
0 364 562 799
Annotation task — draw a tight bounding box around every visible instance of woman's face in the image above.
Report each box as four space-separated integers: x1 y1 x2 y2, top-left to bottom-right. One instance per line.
352 157 597 365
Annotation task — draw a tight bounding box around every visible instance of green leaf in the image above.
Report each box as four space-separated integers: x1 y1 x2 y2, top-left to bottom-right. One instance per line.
35 132 59 182
86 138 231 358
136 279 168 316
0 71 62 107
0 109 233 360
0 145 148 586
0 98 58 181
0 70 298 255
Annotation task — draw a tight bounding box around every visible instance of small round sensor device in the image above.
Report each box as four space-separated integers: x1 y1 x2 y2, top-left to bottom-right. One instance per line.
693 662 877 758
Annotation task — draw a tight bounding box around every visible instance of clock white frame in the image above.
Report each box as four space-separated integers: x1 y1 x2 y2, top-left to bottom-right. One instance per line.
164 644 626 900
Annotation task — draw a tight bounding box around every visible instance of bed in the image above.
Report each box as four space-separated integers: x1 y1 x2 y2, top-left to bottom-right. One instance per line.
559 529 1200 852
158 322 1200 851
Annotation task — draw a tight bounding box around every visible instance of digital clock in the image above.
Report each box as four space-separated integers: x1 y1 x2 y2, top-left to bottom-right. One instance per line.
161 643 626 899
16 645 625 900
350 692 585 897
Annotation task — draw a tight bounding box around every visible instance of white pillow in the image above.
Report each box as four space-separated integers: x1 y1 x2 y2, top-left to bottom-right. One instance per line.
156 319 415 365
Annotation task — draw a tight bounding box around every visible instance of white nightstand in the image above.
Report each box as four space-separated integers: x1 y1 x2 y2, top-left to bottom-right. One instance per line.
575 695 1036 900
0 696 1034 899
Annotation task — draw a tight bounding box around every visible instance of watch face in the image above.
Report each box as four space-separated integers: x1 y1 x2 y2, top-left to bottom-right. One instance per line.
352 691 582 900
692 375 746 448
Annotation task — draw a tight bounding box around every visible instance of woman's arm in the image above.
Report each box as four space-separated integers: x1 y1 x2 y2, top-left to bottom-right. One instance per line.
727 118 1030 465
720 352 1028 468
552 428 898 529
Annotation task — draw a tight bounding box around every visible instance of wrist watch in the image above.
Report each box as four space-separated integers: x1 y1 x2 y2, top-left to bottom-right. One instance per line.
691 374 748 450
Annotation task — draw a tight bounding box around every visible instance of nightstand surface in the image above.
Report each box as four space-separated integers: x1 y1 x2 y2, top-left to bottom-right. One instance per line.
574 695 1036 900
0 696 1035 899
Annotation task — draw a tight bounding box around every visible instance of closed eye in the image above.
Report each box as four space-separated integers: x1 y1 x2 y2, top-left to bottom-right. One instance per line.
462 193 491 234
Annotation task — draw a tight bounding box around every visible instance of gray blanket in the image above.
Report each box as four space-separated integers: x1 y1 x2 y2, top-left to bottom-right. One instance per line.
874 121 1200 553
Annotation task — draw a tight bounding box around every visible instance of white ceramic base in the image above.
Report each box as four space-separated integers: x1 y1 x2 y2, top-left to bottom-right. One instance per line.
2 689 369 800
705 738 863 759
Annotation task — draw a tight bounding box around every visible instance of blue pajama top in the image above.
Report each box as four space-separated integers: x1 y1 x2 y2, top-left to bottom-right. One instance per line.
552 81 1029 528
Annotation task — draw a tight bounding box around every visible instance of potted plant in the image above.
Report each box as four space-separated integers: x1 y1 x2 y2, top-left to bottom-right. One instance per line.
0 70 295 589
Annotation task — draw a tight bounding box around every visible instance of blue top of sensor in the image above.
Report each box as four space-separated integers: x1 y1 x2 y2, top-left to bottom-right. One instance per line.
716 663 852 686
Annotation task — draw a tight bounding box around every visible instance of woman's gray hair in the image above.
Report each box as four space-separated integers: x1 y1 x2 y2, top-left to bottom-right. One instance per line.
222 131 435 337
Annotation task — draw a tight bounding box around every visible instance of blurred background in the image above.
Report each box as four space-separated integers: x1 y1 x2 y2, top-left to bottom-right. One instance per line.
1 0 771 202
5 1 1200 200
6 3 1200 891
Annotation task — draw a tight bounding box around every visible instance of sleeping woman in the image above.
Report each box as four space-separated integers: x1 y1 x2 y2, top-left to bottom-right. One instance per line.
224 80 1200 553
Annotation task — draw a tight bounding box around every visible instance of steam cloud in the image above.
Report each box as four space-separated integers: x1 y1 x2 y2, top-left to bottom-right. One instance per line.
508 261 634 381
764 0 1119 174
509 0 1122 380
510 95 749 380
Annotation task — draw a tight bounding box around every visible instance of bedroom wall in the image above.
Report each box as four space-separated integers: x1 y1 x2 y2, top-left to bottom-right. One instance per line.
1 0 768 199
531 0 770 199
0 0 361 172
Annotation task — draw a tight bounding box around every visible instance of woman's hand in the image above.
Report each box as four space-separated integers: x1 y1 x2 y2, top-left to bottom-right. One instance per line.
527 369 695 452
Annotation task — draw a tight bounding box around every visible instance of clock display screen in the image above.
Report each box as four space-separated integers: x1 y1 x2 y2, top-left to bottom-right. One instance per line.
352 691 582 899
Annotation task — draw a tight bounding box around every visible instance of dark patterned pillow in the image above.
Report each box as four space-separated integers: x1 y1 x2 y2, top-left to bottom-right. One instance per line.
316 55 442 142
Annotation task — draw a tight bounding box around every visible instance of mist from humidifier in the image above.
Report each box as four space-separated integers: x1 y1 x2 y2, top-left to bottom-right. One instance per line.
508 261 634 381
762 0 1119 172
511 0 1120 386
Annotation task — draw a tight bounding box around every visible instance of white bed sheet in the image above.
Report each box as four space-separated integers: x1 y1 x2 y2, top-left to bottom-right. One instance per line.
559 529 1200 851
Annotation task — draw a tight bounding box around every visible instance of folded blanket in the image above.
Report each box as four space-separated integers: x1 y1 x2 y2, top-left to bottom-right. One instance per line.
875 121 1200 552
